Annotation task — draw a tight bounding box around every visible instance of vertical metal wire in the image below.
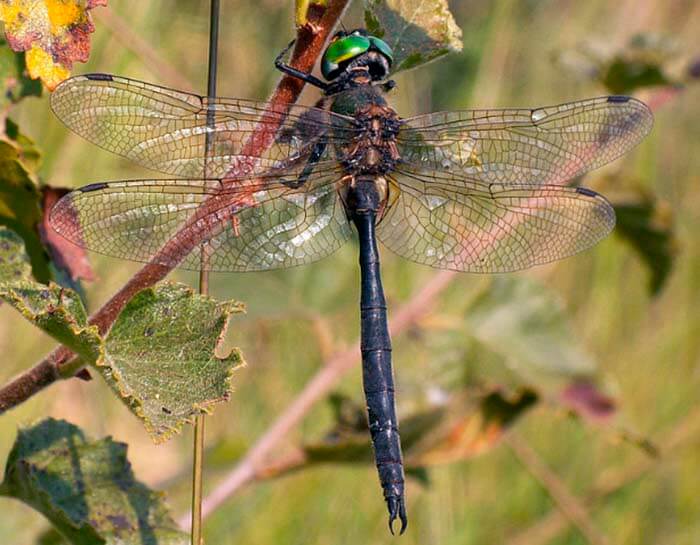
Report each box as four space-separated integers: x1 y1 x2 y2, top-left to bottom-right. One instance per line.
192 1 220 543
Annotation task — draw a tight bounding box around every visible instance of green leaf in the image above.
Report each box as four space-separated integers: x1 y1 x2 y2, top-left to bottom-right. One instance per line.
0 36 42 106
465 277 597 383
0 281 101 364
99 283 245 442
0 226 99 362
614 194 677 295
5 117 42 171
0 226 32 282
363 0 462 73
1 418 188 545
35 527 70 545
0 134 50 283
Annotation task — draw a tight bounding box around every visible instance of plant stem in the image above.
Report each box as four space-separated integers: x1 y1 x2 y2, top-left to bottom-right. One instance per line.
191 414 206 545
0 0 351 415
191 1 220 542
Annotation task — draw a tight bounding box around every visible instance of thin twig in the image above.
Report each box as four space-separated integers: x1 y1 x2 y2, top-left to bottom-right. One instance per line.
506 432 611 545
0 0 351 414
506 405 700 545
177 269 456 529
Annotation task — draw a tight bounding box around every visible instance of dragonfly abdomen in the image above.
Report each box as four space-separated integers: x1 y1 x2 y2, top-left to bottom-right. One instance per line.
349 178 407 534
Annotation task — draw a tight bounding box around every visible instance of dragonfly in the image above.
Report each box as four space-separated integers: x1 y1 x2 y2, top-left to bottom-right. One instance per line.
49 28 653 534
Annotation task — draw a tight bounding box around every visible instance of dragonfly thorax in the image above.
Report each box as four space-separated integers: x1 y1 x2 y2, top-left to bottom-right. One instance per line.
338 101 401 176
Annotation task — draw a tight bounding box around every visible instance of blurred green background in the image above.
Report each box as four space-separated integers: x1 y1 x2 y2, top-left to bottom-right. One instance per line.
2 0 700 543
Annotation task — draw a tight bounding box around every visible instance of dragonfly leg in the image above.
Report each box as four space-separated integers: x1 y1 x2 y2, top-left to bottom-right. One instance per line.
275 39 329 91
281 139 328 189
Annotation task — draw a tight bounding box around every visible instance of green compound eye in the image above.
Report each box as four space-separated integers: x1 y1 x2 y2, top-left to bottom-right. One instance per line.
322 34 370 80
369 36 393 66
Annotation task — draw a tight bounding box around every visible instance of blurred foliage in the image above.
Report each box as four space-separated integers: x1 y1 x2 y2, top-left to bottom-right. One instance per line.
554 33 674 93
0 120 51 282
0 418 188 545
614 192 677 295
303 388 538 469
0 36 42 107
0 1 699 544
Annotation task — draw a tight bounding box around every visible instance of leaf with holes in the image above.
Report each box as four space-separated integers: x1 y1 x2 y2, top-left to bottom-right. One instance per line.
0 418 188 545
0 0 106 90
363 0 462 73
99 283 245 442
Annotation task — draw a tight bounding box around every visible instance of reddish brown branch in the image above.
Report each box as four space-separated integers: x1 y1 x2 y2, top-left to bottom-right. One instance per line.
0 0 350 414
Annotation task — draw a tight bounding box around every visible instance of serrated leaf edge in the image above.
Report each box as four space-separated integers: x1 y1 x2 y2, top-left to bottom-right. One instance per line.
96 282 246 443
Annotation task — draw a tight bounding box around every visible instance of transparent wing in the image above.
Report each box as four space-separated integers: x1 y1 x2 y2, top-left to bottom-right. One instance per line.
50 74 359 179
398 96 652 185
49 171 352 272
376 168 615 272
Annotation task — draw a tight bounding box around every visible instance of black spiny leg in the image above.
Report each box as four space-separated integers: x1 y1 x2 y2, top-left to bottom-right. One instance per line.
275 39 328 91
282 139 327 189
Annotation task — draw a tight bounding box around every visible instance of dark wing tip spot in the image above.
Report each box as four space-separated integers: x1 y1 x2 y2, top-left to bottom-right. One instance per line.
85 73 114 81
607 95 631 103
80 182 109 193
575 187 599 198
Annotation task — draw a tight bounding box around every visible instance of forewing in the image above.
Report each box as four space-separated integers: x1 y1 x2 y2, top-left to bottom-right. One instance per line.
377 169 615 273
50 74 358 179
398 96 652 185
49 172 352 272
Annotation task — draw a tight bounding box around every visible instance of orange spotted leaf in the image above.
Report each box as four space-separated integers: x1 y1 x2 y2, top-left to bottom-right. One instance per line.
0 0 106 90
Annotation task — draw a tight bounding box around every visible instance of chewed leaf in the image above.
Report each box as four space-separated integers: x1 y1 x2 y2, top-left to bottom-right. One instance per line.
0 0 106 90
363 0 462 73
1 418 188 545
0 226 31 282
100 283 245 442
0 36 42 105
0 280 101 364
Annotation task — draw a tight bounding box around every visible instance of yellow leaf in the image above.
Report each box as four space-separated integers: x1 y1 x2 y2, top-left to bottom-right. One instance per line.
26 45 71 91
45 0 81 33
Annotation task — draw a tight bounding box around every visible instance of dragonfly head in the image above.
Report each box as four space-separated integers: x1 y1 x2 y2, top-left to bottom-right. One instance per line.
321 28 393 82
